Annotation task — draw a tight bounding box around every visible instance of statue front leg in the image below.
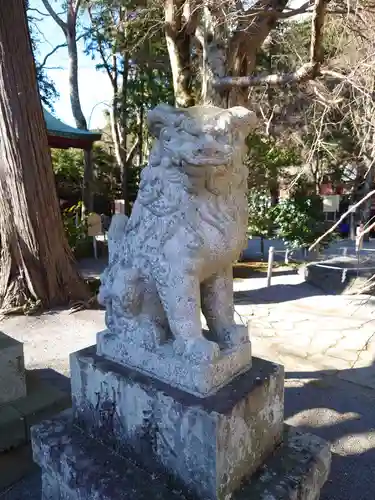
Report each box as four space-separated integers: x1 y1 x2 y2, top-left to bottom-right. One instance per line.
156 272 220 364
201 267 248 348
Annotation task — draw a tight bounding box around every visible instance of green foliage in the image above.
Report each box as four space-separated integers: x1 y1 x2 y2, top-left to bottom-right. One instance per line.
62 202 91 258
273 193 328 249
246 134 301 192
85 0 174 143
51 145 126 206
247 189 275 239
52 148 84 180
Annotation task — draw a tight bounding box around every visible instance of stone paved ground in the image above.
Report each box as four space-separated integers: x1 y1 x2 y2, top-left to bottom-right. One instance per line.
233 270 375 390
1 269 375 499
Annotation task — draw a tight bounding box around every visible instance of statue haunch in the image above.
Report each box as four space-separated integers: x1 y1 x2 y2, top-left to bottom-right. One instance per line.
99 104 257 364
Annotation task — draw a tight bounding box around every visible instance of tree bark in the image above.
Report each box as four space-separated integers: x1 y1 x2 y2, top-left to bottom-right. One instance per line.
165 0 195 107
66 27 87 130
0 0 89 311
165 0 329 108
120 56 130 215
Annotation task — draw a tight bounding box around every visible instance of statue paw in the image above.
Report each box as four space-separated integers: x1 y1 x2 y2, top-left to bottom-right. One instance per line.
173 337 220 364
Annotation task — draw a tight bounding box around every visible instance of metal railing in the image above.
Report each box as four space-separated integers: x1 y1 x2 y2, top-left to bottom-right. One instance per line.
266 242 375 287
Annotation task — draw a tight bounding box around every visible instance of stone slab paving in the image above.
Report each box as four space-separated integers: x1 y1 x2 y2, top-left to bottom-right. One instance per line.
1 271 375 500
233 271 375 390
1 270 374 389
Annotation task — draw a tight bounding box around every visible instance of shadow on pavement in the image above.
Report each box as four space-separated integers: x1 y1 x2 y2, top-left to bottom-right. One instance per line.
31 367 71 393
233 265 298 280
234 281 322 305
285 362 375 500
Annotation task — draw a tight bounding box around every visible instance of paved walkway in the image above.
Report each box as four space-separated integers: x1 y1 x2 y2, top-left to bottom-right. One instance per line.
1 270 375 500
232 271 375 390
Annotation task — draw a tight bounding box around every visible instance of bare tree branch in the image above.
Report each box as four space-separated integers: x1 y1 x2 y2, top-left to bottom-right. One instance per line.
38 33 85 70
126 138 139 165
310 0 329 66
38 43 66 70
309 189 375 251
27 7 49 17
41 0 67 32
214 62 318 88
235 2 312 21
215 0 330 91
72 0 83 24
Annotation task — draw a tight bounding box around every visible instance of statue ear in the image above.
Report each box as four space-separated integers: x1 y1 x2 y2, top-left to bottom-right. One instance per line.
229 107 258 136
147 104 185 138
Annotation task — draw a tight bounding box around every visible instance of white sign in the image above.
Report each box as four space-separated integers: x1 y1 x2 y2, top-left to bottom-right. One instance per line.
114 199 125 214
87 213 102 237
323 195 340 213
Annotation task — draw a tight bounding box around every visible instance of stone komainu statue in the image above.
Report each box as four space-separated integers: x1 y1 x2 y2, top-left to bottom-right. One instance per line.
99 104 257 364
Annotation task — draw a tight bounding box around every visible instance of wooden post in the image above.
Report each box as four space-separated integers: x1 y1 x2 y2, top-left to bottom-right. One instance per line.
267 246 274 288
93 236 98 260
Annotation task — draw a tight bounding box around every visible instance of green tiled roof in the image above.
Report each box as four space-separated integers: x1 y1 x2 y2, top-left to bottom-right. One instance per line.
43 108 102 141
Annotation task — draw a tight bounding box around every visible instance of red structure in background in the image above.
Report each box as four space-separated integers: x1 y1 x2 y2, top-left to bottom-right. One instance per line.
320 183 349 196
43 108 101 150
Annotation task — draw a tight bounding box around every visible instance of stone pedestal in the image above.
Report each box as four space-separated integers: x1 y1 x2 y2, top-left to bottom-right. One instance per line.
32 345 331 500
71 346 282 500
97 327 252 397
0 332 70 459
0 331 26 404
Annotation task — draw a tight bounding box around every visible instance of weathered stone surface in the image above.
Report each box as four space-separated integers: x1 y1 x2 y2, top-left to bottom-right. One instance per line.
0 444 38 493
234 426 331 500
70 346 284 500
32 412 330 500
32 410 184 500
12 374 71 440
0 370 71 452
98 105 257 387
97 327 251 397
0 331 26 404
0 404 25 452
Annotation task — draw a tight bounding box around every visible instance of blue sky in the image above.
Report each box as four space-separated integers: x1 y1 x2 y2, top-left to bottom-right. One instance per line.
30 0 306 130
30 0 113 129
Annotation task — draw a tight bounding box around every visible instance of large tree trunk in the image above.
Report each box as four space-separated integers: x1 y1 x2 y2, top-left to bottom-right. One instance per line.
165 0 195 107
0 0 89 311
165 0 328 109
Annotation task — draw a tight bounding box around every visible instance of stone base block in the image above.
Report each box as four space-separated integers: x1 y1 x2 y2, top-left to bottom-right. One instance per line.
0 370 70 452
32 411 331 500
70 346 283 500
97 327 252 397
0 331 26 404
32 410 183 500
